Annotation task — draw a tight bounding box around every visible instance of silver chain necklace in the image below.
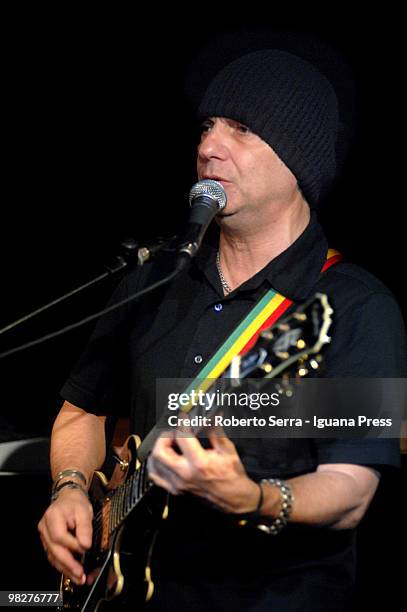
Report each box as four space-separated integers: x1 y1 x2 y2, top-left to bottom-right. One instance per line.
216 251 232 295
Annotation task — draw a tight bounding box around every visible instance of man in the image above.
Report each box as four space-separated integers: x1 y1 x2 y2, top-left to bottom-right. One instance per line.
38 50 406 610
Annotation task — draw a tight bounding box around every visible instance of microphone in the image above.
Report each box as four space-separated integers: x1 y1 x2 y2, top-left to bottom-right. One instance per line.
176 179 227 269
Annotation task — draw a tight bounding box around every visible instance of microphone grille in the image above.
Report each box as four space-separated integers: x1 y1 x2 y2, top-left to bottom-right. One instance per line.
189 179 227 210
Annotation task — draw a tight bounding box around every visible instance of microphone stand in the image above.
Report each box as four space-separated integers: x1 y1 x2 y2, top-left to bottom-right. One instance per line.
0 236 176 338
0 178 226 355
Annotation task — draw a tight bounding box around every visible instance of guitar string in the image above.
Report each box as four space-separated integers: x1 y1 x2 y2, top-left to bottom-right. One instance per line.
91 367 255 539
89 300 326 543
92 381 229 541
91 465 144 540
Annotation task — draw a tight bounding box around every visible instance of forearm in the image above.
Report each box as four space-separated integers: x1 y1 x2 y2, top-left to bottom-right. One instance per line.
258 465 379 530
50 400 107 486
148 434 380 531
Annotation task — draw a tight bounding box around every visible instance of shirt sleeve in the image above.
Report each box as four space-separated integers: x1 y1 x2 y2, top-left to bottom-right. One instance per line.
60 274 132 416
315 438 401 468
314 290 407 469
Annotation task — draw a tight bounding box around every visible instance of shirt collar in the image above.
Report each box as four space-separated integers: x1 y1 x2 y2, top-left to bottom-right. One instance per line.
193 212 328 302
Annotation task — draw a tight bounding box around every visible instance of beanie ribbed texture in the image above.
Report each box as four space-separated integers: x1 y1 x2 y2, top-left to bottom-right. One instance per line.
198 50 339 206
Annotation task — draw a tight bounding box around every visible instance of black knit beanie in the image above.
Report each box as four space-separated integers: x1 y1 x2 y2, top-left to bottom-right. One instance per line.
198 49 339 207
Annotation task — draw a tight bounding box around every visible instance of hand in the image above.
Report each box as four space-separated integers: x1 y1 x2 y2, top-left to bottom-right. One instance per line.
38 488 93 585
147 430 260 514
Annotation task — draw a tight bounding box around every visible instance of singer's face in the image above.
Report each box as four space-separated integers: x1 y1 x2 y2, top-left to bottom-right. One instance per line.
197 117 298 223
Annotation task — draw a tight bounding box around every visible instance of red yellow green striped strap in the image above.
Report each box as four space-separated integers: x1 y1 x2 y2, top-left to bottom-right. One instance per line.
322 248 343 272
241 248 343 355
180 248 342 406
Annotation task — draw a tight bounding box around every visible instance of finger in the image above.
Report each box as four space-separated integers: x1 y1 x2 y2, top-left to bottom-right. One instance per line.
207 426 236 452
47 542 86 585
154 430 177 450
73 505 93 550
40 513 87 556
148 468 180 495
39 533 50 558
174 435 207 463
148 455 185 493
152 435 189 473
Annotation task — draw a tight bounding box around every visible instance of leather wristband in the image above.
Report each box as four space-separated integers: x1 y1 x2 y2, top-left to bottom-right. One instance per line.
238 481 264 521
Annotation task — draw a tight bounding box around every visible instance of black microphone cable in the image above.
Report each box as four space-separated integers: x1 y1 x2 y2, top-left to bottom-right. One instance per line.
0 236 175 339
0 179 226 360
0 266 180 360
0 271 111 338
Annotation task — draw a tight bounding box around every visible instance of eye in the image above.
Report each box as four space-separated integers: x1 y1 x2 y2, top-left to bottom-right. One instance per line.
200 120 214 133
237 123 251 134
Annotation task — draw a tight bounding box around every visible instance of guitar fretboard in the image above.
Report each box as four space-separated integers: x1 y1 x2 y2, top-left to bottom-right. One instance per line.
93 461 151 546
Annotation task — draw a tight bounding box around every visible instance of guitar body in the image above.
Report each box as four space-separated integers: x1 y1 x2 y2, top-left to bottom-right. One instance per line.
61 435 168 611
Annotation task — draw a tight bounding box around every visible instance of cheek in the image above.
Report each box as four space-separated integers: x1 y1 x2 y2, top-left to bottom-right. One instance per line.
222 182 240 206
244 160 275 195
257 158 297 195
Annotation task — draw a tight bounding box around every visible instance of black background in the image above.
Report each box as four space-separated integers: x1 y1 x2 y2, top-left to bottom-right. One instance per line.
0 7 405 605
1 9 405 436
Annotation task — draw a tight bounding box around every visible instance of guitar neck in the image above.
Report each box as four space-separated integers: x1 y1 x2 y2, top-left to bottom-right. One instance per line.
94 460 151 543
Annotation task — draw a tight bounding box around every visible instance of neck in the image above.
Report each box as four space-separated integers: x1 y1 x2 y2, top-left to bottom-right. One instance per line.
218 197 311 292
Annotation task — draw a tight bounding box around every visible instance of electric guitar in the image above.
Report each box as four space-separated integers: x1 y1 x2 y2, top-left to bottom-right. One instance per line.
60 292 333 611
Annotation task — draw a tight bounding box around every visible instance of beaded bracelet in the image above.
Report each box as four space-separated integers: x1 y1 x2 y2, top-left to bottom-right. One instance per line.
255 478 294 535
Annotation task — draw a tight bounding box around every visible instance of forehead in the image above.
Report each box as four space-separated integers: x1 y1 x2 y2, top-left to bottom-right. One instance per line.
203 117 249 127
201 116 276 152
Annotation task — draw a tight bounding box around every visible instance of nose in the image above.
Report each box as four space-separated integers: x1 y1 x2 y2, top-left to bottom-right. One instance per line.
197 122 229 163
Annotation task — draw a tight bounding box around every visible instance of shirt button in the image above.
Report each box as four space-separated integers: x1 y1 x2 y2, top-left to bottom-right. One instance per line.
194 355 203 364
214 303 223 312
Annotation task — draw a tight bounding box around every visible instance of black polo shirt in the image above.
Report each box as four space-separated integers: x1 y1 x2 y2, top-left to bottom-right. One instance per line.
62 212 405 467
61 213 406 610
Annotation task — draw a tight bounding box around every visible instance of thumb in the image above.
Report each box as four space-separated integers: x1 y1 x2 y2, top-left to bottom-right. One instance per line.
74 503 93 550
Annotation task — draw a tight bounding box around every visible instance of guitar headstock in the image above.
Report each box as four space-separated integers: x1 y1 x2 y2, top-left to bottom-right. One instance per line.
227 293 333 387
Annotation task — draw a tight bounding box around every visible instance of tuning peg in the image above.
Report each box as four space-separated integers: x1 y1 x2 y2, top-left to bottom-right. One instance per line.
296 339 306 349
309 359 319 370
277 323 290 332
297 366 309 377
261 363 273 374
261 330 274 340
293 313 307 321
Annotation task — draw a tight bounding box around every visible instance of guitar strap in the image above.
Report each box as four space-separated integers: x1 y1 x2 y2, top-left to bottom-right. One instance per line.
137 248 342 460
